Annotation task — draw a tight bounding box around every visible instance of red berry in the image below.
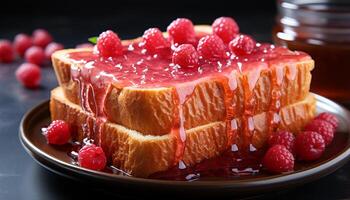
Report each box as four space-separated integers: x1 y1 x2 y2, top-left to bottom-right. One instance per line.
142 28 169 54
76 43 94 49
295 131 325 161
32 29 53 48
229 34 256 56
15 63 41 88
268 131 296 154
315 112 339 129
96 30 123 58
0 40 15 63
167 18 197 45
197 35 227 60
172 44 199 68
43 120 71 145
45 42 64 59
305 119 335 146
263 145 294 173
13 33 33 57
212 17 239 43
25 46 45 65
78 144 107 171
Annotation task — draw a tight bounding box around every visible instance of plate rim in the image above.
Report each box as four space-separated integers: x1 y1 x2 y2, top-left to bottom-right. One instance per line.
19 93 350 189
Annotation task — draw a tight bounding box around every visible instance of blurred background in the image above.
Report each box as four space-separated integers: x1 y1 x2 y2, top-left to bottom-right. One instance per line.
0 0 276 44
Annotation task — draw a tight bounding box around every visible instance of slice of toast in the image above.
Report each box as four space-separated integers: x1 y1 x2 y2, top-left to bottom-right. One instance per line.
52 25 314 136
51 87 316 177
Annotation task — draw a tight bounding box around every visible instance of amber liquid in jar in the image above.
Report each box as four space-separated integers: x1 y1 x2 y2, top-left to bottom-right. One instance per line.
273 1 350 103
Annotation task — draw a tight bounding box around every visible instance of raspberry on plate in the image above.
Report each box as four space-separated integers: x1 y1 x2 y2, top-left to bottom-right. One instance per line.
14 33 33 57
172 44 199 68
142 28 169 54
42 120 71 145
315 112 339 129
96 30 123 58
0 40 15 63
15 63 41 88
197 35 227 60
25 46 46 65
305 119 335 146
167 18 197 45
45 42 64 59
32 29 53 48
212 17 239 43
78 144 107 171
229 34 256 56
263 145 294 173
295 131 325 161
268 131 296 154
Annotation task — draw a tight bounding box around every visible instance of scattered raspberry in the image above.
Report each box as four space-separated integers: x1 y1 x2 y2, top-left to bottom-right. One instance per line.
167 18 197 45
212 17 239 43
15 63 41 88
172 44 199 68
263 145 294 173
295 131 325 161
229 34 256 56
45 42 64 59
25 46 45 65
13 33 33 57
315 112 339 129
76 43 94 49
305 119 335 146
32 29 53 48
78 144 107 171
197 35 227 60
96 30 123 58
0 40 15 63
268 131 296 154
142 28 169 54
42 120 71 145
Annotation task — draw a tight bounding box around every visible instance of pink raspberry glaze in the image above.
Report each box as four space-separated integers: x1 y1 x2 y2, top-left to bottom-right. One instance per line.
67 40 310 88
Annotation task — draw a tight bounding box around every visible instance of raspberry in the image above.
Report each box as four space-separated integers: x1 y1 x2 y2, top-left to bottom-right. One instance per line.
76 43 94 49
167 18 197 45
15 63 41 88
172 44 199 68
212 17 239 43
197 35 227 60
0 40 15 63
45 42 64 59
78 144 107 171
25 46 45 65
263 145 294 173
142 28 169 54
268 131 296 154
315 112 339 129
42 120 71 145
32 29 53 48
295 131 325 161
305 119 335 146
13 33 33 57
96 30 123 58
229 34 256 56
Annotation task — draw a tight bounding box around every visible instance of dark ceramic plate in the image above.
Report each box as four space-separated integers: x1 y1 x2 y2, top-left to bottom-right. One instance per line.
19 94 350 198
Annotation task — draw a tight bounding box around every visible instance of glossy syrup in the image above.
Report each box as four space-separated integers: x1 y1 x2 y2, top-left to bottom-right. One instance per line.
66 36 311 173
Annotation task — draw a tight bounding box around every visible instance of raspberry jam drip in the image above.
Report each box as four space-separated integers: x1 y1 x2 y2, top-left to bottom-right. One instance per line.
221 71 238 149
171 84 196 167
267 66 284 135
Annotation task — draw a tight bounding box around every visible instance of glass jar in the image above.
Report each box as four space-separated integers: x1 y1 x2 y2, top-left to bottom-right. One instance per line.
273 0 350 103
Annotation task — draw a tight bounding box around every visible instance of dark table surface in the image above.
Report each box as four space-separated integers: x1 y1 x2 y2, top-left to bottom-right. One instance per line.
1 11 350 200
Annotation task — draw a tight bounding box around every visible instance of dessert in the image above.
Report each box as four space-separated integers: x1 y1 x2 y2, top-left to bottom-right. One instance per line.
49 17 318 177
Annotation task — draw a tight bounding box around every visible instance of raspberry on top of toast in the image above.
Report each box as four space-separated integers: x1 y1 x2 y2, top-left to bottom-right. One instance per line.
65 18 310 88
